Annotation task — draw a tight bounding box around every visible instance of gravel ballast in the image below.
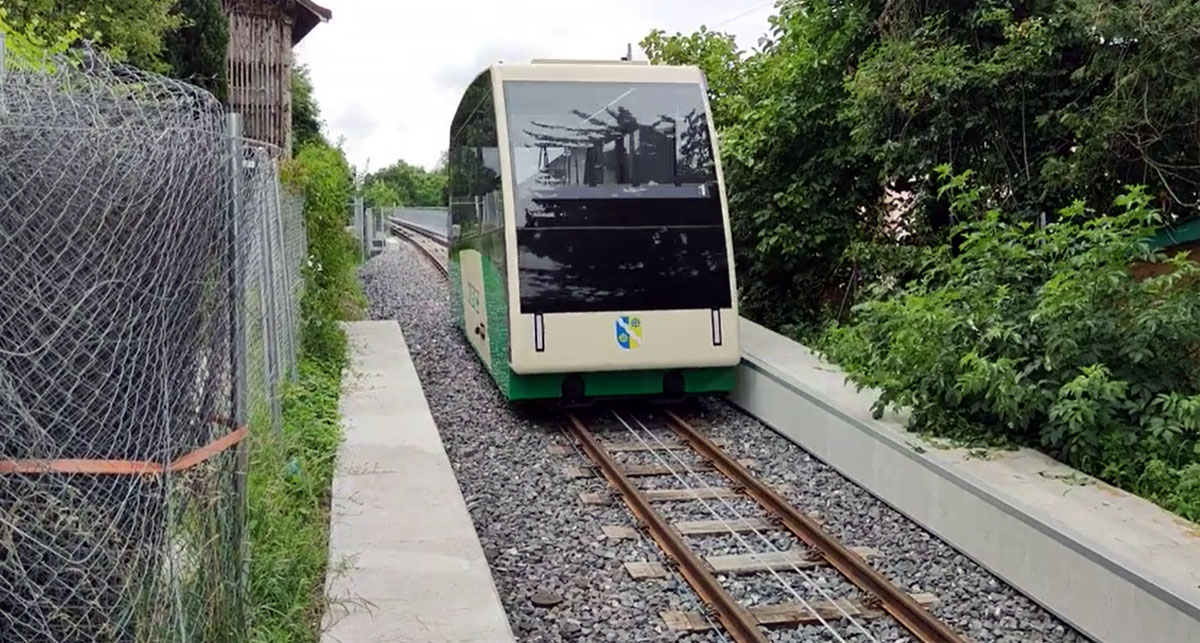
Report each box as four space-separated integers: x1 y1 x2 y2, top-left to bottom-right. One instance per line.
360 243 1089 643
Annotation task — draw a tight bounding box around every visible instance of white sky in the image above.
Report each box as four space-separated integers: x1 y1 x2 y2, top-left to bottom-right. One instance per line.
293 0 778 174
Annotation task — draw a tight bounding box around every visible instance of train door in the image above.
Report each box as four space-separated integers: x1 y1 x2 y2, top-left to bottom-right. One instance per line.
458 249 492 370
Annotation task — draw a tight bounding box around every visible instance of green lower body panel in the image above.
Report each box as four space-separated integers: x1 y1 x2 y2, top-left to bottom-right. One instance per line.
505 366 737 401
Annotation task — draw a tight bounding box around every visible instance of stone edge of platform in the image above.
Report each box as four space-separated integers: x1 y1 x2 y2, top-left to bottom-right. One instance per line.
319 320 517 643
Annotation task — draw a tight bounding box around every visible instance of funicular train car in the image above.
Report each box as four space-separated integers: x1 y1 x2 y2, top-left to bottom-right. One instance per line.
446 58 739 402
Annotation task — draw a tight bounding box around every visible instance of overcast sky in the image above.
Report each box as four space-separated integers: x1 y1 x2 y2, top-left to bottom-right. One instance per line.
293 1 778 174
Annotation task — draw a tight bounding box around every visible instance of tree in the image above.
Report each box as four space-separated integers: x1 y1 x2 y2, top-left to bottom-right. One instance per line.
1059 0 1200 221
641 26 747 129
845 0 1200 228
644 0 1200 334
292 64 325 149
0 0 182 71
643 0 885 332
363 181 402 209
365 160 446 208
163 0 228 101
0 6 83 63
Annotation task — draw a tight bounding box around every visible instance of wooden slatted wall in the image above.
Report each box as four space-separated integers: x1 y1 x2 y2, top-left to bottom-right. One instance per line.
223 0 295 154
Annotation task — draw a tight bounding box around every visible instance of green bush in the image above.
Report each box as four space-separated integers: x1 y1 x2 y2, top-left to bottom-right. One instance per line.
822 169 1200 520
282 142 365 364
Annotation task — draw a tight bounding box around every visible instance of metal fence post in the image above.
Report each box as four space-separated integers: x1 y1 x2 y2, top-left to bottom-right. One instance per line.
226 112 250 621
352 196 365 259
259 159 282 432
227 113 247 433
272 162 299 382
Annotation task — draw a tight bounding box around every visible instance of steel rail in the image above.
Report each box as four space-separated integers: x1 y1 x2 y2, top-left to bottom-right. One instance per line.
619 412 872 642
565 414 768 643
663 409 968 643
388 217 448 246
389 220 448 277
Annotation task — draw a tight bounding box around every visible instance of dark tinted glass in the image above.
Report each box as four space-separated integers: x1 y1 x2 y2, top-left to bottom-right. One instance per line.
449 72 503 239
504 80 731 314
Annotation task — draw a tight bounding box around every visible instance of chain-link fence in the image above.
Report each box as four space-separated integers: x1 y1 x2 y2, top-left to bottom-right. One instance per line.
0 37 306 642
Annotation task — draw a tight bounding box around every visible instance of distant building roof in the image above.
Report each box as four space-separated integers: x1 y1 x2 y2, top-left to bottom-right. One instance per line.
291 0 332 45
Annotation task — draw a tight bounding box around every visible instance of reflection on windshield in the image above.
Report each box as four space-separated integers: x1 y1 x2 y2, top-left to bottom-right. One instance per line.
504 80 732 314
507 82 717 218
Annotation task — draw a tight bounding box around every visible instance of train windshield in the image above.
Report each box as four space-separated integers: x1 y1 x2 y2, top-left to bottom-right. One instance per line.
504 80 732 314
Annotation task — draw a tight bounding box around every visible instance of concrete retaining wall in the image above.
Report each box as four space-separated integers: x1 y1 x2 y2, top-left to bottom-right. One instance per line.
730 318 1200 643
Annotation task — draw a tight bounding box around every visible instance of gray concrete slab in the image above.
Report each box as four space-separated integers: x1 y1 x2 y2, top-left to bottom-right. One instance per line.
321 321 516 643
731 317 1200 643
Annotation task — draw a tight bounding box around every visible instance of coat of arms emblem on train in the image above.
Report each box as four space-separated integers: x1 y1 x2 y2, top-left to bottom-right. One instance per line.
615 316 642 350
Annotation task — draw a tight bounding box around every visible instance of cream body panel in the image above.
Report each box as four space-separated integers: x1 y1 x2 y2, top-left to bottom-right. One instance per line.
509 309 740 375
495 63 704 84
459 249 492 370
491 62 741 376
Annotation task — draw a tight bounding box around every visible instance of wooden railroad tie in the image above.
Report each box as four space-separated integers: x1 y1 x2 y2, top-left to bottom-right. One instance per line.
601 514 825 541
660 593 939 632
547 437 729 456
563 459 757 479
580 484 793 506
623 546 880 579
603 517 778 540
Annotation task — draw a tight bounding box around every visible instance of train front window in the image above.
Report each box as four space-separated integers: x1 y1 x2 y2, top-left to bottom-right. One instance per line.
504 80 732 314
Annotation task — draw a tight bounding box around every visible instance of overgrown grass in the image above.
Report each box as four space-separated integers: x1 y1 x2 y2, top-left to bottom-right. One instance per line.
246 352 346 643
246 138 361 641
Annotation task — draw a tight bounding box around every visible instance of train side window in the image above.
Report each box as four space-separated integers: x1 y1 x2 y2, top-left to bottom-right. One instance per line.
466 76 502 235
449 71 494 238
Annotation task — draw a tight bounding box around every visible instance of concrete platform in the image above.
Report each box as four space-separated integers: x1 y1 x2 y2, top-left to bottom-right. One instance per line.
321 321 516 643
730 317 1200 643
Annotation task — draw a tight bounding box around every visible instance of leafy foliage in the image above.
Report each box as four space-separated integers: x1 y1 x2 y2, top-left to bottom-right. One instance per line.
646 0 1200 332
281 142 364 364
0 0 181 71
292 64 325 150
363 180 402 209
0 6 83 64
847 0 1200 229
641 26 747 128
822 174 1200 519
643 1 885 331
363 159 446 209
163 0 228 102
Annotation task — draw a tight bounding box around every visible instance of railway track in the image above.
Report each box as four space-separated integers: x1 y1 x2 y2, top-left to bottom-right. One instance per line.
386 217 967 641
388 217 448 276
557 408 969 643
